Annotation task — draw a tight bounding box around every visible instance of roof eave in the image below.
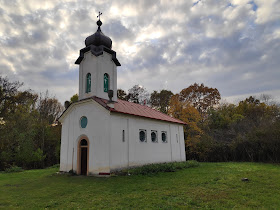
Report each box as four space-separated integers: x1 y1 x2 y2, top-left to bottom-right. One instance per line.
110 109 187 125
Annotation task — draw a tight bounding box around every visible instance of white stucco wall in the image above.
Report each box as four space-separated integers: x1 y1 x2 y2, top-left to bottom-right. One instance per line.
109 113 186 170
59 100 186 175
78 51 117 101
59 99 111 175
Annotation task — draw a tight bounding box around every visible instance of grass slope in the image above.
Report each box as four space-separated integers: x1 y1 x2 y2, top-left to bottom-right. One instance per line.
1 162 280 209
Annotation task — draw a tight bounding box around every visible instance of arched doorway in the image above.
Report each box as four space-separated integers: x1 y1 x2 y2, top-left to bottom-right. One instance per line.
78 138 89 175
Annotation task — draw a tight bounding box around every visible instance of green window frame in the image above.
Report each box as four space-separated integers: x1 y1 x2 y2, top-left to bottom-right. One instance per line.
104 73 109 92
86 73 91 93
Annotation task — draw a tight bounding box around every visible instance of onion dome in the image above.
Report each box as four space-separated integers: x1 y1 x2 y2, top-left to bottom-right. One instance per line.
85 20 112 49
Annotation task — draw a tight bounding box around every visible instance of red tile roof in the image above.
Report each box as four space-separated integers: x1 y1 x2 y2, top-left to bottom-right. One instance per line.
93 97 186 125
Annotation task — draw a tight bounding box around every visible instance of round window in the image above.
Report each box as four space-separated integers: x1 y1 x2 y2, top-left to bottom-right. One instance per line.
151 131 157 142
80 116 87 128
139 130 146 142
162 132 167 142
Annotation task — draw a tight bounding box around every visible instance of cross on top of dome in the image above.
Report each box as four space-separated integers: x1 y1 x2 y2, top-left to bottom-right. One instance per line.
97 11 102 21
84 11 112 49
97 11 102 27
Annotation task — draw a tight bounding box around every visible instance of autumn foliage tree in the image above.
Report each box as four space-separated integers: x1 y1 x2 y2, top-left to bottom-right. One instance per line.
169 94 203 160
168 83 221 159
150 90 173 114
179 83 221 117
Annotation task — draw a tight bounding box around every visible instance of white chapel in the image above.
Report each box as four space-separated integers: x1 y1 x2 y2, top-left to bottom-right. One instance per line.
58 15 186 175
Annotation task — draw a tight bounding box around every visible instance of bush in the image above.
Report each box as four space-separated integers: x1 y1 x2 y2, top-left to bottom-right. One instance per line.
185 160 200 168
4 165 24 173
118 160 199 176
48 164 60 169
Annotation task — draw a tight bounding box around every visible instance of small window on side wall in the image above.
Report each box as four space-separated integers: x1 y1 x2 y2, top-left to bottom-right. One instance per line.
86 73 91 93
104 73 109 92
139 129 147 142
122 130 125 142
151 130 157 143
161 131 167 143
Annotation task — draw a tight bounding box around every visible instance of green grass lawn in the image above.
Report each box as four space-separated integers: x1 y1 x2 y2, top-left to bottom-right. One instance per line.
1 162 280 209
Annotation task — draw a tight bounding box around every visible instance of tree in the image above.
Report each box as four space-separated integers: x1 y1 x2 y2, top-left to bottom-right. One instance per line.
150 90 173 114
0 76 23 118
236 96 265 125
117 89 128 101
0 82 39 169
36 91 63 168
37 91 63 124
70 94 78 103
207 103 244 130
127 85 150 105
169 94 203 160
0 76 63 170
64 94 79 109
179 83 221 117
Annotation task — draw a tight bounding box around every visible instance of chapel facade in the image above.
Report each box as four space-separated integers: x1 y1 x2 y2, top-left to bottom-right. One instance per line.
59 15 186 176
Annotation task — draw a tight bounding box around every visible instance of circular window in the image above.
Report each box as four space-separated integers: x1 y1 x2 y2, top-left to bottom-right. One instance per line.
80 116 88 128
139 130 146 142
162 132 167 143
151 131 157 143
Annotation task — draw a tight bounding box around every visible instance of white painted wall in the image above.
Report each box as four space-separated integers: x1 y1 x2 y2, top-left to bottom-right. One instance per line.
109 113 186 170
78 51 117 101
60 100 186 175
59 99 111 175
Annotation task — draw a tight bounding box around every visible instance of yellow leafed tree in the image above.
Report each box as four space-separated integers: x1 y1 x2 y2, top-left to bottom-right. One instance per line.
168 94 203 158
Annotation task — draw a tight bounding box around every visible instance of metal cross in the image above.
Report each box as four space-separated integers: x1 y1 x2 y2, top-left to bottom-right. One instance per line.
97 11 102 21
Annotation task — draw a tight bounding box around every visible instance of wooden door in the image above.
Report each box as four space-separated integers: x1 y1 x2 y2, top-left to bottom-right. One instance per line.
81 147 87 175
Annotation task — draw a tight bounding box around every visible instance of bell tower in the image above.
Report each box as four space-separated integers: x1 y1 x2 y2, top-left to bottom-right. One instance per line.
75 12 121 101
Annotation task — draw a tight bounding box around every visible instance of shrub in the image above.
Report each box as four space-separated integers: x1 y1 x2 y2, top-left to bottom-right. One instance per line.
48 164 60 169
185 160 200 168
4 165 24 173
120 160 199 176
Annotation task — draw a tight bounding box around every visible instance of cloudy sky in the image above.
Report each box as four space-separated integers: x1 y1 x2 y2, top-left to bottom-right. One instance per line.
1 0 280 104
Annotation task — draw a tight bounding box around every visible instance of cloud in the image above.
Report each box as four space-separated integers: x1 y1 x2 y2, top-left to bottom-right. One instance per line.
0 0 279 104
255 0 280 24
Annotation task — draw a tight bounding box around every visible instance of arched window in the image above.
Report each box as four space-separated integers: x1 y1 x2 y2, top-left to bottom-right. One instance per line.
162 131 167 143
151 131 157 143
86 73 91 93
104 73 109 92
139 130 146 142
80 139 88 146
